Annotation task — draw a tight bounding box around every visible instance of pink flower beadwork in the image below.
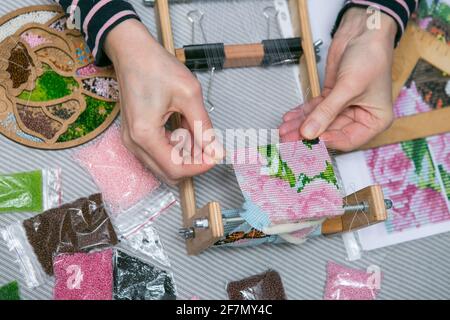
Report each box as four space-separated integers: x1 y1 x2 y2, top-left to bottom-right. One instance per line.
234 141 343 224
279 139 329 177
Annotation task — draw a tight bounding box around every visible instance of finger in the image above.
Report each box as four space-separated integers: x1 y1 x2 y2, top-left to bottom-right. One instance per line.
280 129 304 143
123 132 179 185
279 117 305 136
176 86 222 160
300 81 354 140
323 36 348 91
283 97 322 122
144 125 217 180
121 117 179 185
320 122 377 152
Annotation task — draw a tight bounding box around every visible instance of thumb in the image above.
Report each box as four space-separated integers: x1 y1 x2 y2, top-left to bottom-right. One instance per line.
300 81 353 139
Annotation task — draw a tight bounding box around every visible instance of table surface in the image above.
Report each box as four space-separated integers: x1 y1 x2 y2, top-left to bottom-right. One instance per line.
1 0 449 300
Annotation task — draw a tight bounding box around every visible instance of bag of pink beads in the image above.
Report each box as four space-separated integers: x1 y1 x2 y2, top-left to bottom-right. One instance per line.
73 124 176 263
53 249 113 300
324 261 382 300
72 124 175 215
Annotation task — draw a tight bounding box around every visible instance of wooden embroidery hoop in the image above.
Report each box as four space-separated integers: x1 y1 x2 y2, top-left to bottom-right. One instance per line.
0 5 119 150
153 0 388 255
362 23 450 150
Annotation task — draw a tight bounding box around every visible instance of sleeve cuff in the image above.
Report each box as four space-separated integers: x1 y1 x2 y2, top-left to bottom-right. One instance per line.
331 0 414 47
84 1 141 66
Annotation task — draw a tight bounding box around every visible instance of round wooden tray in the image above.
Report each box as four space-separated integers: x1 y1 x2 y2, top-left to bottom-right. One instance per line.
0 5 120 150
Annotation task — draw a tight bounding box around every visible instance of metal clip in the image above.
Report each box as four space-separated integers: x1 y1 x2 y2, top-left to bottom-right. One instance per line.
263 6 281 39
187 9 207 44
205 67 216 112
313 39 323 63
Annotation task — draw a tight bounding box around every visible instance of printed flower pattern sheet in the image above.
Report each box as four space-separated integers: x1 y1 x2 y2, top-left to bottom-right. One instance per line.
365 133 450 233
233 140 344 235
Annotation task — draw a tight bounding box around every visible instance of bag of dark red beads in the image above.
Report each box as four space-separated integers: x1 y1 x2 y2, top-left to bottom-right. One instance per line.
1 193 118 288
226 269 287 300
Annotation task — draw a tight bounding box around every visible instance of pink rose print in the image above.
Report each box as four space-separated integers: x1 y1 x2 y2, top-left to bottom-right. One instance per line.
394 82 432 118
279 140 329 177
389 185 420 232
410 187 450 225
428 134 450 173
383 183 450 233
366 144 412 194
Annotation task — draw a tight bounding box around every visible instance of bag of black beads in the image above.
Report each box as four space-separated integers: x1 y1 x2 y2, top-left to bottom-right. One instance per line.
113 249 176 300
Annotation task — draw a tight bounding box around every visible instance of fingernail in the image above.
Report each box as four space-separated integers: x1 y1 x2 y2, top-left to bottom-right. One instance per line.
302 119 321 139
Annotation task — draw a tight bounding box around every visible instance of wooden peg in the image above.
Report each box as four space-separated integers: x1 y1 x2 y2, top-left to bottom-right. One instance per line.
184 202 224 256
321 185 387 235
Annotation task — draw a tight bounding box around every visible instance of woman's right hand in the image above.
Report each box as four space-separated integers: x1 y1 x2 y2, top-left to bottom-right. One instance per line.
105 19 222 185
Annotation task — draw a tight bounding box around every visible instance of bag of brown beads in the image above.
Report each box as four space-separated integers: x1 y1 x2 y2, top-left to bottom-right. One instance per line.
2 193 118 288
226 269 287 300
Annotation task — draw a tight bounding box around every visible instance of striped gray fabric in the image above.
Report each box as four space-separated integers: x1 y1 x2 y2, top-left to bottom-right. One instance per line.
1 0 449 300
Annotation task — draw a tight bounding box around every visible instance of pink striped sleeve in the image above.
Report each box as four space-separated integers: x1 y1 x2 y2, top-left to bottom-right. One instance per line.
92 10 138 58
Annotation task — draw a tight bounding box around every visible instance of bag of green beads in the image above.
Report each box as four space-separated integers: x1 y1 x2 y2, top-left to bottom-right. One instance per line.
0 169 62 213
0 281 20 300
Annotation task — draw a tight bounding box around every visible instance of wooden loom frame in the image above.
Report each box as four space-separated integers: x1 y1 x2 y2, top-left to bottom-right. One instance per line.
154 0 388 255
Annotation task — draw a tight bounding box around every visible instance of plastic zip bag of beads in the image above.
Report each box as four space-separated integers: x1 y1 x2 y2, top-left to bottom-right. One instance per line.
113 249 177 300
111 182 175 266
0 281 21 300
72 125 175 215
226 269 287 300
0 168 62 213
1 193 119 288
53 249 114 300
323 261 382 300
116 222 171 268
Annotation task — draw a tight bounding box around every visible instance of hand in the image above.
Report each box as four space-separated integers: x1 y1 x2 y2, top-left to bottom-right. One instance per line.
105 19 222 184
279 8 398 151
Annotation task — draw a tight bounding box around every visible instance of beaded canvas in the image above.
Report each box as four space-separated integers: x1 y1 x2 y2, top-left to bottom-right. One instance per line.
0 5 119 149
232 140 344 232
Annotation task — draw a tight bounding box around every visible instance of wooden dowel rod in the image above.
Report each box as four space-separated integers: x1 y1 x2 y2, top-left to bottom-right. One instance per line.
297 0 321 99
155 0 198 224
175 43 265 68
